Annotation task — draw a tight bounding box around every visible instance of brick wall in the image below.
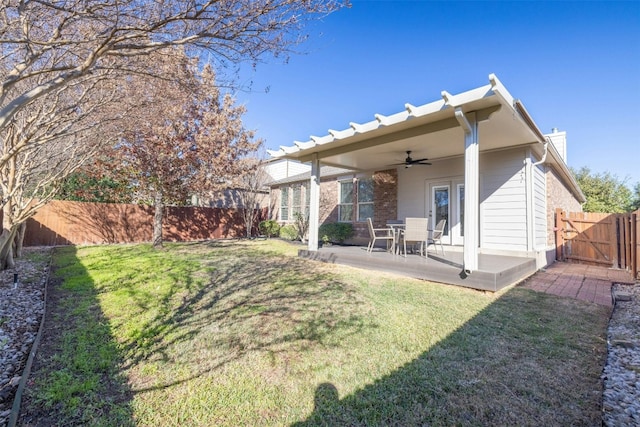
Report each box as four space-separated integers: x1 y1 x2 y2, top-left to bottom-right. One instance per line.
373 169 398 227
271 169 398 242
271 178 341 225
546 168 583 245
319 179 339 223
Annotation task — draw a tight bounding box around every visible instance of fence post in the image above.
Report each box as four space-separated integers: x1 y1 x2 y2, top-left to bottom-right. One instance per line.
631 211 637 279
613 215 620 269
555 208 564 261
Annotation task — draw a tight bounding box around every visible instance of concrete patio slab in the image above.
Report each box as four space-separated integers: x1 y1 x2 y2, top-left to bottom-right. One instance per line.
299 245 537 292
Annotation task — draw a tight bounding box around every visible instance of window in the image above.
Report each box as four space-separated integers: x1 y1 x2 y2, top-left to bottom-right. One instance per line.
338 181 353 222
357 179 374 221
280 183 310 221
280 187 289 221
292 184 303 217
303 182 310 216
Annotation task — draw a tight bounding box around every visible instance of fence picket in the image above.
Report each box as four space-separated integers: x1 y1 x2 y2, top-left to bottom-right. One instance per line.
556 209 637 276
20 200 267 246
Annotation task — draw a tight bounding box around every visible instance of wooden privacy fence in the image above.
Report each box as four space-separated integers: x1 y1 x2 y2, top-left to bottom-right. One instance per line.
22 200 267 246
555 208 639 279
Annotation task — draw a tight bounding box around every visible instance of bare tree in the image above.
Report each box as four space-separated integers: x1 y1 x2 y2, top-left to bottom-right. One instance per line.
103 52 261 248
235 158 272 238
0 0 345 267
0 0 344 139
0 72 122 268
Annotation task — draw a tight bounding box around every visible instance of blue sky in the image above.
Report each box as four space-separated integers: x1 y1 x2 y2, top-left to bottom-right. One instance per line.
235 0 640 188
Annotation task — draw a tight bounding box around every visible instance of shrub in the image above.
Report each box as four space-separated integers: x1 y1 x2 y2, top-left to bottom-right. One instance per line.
279 225 298 241
318 222 354 244
259 220 280 238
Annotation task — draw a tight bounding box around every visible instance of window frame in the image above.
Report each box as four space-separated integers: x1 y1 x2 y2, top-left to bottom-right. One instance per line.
338 180 354 222
356 178 374 222
279 186 289 221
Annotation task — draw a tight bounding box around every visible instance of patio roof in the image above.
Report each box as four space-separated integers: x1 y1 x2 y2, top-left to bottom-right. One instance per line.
268 74 583 201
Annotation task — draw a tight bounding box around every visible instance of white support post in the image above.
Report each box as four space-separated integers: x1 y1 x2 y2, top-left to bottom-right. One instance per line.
457 109 479 273
308 154 320 251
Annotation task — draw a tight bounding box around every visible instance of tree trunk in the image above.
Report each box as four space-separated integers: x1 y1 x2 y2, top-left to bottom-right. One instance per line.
152 189 164 248
14 222 26 259
245 208 255 238
0 203 17 270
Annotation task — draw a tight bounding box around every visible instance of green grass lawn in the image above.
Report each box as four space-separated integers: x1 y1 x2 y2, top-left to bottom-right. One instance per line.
22 240 610 426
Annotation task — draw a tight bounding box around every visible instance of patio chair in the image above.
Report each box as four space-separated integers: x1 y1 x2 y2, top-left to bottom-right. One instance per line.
398 217 429 257
426 219 446 255
366 218 395 253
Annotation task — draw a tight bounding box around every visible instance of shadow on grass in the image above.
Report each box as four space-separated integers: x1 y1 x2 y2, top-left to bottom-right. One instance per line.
292 287 611 426
19 246 135 426
60 240 372 397
18 241 612 425
126 241 371 392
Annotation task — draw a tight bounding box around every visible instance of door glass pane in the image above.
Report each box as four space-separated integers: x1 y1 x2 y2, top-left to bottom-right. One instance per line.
434 187 449 236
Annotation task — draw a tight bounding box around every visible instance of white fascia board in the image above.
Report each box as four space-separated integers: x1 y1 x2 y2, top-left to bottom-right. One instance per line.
310 134 334 145
442 84 494 108
294 140 316 150
488 73 516 108
406 99 448 117
279 145 300 155
375 110 410 126
267 149 285 157
328 128 356 139
349 120 379 134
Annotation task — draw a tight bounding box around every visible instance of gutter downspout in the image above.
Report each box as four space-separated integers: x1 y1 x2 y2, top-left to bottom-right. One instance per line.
533 140 549 167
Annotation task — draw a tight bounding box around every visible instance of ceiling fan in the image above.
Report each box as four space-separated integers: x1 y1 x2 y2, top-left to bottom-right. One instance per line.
393 151 432 168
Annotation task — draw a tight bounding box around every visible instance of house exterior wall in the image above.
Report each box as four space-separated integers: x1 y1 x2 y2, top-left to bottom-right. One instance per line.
263 159 310 183
270 147 581 259
546 167 583 247
271 178 341 224
372 169 398 227
533 162 547 249
480 149 528 252
396 149 532 251
270 170 397 243
396 157 464 219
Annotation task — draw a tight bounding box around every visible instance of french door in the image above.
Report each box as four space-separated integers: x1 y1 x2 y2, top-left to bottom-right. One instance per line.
427 179 464 245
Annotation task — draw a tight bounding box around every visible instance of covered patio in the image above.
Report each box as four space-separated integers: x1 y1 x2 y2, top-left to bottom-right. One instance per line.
269 74 584 289
299 245 536 292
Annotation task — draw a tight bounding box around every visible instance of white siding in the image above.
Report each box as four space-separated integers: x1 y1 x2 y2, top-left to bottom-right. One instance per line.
533 163 547 249
263 159 311 183
397 157 463 219
397 148 534 253
480 150 528 251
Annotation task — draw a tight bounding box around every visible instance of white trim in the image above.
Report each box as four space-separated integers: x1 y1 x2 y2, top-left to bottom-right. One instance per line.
461 111 479 273
525 149 534 252
454 182 465 246
431 183 451 245
308 156 320 250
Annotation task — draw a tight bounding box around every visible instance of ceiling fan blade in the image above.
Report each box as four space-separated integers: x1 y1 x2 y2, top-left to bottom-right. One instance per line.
415 161 432 165
409 157 430 163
